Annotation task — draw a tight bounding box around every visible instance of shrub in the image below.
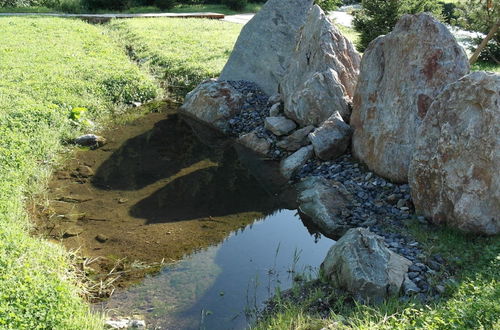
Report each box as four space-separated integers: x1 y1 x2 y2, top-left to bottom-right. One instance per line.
155 0 175 10
439 1 458 24
223 0 246 11
456 0 499 64
315 0 341 11
353 0 442 51
81 0 126 10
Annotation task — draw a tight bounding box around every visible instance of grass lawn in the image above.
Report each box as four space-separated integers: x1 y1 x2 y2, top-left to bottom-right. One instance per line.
106 17 242 97
0 16 159 328
0 2 262 14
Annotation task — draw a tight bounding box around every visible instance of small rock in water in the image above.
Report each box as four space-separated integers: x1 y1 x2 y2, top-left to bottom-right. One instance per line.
95 234 109 243
74 134 107 149
105 317 145 329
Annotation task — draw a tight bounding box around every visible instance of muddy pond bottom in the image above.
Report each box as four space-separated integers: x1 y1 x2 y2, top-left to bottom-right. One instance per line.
97 209 333 329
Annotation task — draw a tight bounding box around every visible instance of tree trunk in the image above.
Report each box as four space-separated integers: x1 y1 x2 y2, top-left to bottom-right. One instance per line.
469 20 500 65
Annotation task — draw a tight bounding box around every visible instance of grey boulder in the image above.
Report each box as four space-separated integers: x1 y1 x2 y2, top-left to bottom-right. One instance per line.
282 5 360 126
264 116 297 136
309 112 353 160
180 79 244 132
409 71 500 235
280 145 313 179
220 0 313 95
296 177 354 238
351 13 469 183
276 125 314 151
321 228 412 303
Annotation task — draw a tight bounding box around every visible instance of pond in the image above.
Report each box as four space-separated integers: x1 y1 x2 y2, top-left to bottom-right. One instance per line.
33 104 334 329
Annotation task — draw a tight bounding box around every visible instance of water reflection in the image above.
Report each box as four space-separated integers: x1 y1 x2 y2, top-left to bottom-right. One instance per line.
99 210 333 329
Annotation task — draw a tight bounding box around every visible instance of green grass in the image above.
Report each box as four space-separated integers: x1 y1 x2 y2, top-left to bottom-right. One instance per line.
0 6 55 13
255 222 499 329
471 61 500 73
0 2 262 14
0 17 159 328
106 17 242 97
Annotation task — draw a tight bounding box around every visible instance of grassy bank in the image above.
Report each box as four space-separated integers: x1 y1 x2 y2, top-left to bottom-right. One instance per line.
0 17 159 328
106 18 242 97
255 223 499 329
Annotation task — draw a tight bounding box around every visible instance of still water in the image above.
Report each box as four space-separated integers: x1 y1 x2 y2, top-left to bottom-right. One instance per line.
100 209 333 329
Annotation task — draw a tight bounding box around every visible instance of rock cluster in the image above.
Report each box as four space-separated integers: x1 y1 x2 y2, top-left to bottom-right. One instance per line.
180 3 498 305
350 13 469 183
409 72 500 235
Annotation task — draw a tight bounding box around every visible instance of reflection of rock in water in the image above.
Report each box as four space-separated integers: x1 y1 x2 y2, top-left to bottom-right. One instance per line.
91 110 292 224
130 146 280 224
91 114 212 191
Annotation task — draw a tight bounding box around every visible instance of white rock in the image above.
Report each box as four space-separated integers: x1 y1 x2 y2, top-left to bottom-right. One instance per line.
308 111 353 160
409 71 500 235
264 116 297 136
280 145 313 179
350 13 469 183
282 5 361 126
220 0 313 95
269 103 281 116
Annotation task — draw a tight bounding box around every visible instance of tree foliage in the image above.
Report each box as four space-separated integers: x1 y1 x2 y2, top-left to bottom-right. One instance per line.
457 0 499 64
353 0 442 52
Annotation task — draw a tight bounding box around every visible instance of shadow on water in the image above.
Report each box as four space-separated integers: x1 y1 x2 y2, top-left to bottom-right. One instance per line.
91 113 290 224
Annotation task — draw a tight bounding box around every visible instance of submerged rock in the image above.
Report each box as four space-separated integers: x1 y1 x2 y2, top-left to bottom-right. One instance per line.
296 176 354 238
351 13 469 183
409 71 500 235
321 228 412 303
180 79 245 132
220 0 313 95
282 5 360 126
308 112 353 160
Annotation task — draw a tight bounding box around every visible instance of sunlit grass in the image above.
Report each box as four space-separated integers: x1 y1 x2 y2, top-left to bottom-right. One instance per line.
0 16 159 328
107 17 242 97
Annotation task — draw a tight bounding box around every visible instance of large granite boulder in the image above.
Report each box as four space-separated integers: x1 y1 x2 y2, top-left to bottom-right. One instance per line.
308 111 353 160
296 177 354 239
282 5 361 126
180 79 244 132
220 0 313 95
409 72 500 235
321 228 412 303
350 13 469 183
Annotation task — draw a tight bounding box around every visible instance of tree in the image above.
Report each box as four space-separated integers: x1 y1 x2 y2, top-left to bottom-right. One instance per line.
457 0 499 64
353 0 442 52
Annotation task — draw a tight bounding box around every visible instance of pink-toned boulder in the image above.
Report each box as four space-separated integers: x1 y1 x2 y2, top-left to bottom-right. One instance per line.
351 13 469 183
409 72 500 235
